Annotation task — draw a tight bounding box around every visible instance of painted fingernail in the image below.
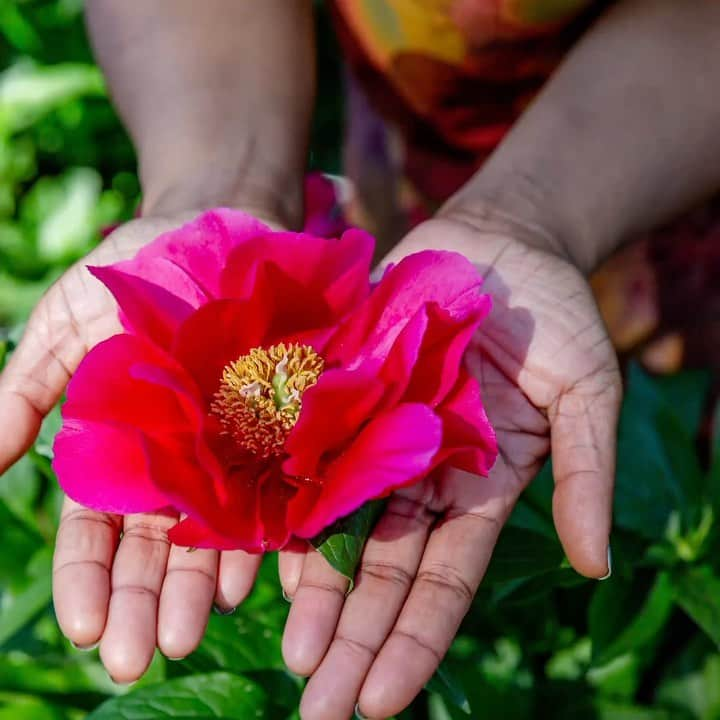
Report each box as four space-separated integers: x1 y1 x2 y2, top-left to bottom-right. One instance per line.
282 588 293 603
599 545 612 580
212 603 237 616
354 703 368 719
71 640 99 651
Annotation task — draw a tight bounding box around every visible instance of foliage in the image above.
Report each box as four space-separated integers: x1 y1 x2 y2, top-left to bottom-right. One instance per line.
2 2 720 719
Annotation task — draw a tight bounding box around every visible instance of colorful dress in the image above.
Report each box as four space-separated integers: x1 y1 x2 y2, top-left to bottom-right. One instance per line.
330 0 720 376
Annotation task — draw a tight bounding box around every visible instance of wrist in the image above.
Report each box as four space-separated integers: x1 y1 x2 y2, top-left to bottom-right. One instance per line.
440 167 605 276
141 160 304 231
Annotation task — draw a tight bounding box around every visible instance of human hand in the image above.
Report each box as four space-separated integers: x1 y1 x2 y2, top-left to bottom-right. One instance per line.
279 213 621 719
0 213 275 682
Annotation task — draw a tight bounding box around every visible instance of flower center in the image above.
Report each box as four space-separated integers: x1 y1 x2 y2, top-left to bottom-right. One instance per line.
212 343 324 459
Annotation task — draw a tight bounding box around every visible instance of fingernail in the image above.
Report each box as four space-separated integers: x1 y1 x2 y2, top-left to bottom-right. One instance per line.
354 703 368 719
108 675 135 687
599 545 612 580
71 640 99 651
282 588 293 603
165 655 186 662
213 603 237 616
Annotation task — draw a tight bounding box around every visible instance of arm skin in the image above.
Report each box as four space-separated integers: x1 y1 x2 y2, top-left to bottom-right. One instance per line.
86 0 315 226
446 0 720 273
282 3 720 719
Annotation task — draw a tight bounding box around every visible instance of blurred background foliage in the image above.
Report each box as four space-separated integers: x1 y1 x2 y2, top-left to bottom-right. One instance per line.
2 2 720 719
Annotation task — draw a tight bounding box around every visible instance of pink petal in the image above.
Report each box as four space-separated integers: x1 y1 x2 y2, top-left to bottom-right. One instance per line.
435 371 498 476
283 367 385 478
289 403 442 538
90 265 196 348
127 210 271 298
404 301 490 407
53 420 169 514
326 250 487 366
220 228 373 317
60 334 197 431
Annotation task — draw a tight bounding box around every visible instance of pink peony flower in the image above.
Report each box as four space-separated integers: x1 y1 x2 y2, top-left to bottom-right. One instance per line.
53 210 497 551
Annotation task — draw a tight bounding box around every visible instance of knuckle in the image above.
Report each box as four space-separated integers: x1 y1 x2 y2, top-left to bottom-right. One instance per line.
416 563 474 604
357 561 413 591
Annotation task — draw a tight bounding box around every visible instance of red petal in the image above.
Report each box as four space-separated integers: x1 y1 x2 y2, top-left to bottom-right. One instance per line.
172 299 269 402
289 403 442 538
283 367 385 478
435 371 498 476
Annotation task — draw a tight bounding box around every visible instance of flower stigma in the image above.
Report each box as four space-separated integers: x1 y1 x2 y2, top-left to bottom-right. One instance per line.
212 343 323 459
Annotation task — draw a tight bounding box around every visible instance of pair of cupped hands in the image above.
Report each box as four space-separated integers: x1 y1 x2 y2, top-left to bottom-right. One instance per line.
0 202 620 720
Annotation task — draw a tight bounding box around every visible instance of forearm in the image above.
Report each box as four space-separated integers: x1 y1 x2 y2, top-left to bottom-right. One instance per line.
444 0 720 273
86 0 315 226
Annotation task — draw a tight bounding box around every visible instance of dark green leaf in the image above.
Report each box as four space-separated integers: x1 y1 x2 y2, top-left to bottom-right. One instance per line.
311 499 385 585
88 673 268 720
614 364 706 539
673 565 720 647
590 572 674 666
483 527 564 585
425 660 471 714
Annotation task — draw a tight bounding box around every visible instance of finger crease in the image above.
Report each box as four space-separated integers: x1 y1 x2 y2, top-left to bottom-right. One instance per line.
358 562 414 590
392 629 443 663
335 633 378 660
53 558 110 575
416 569 474 604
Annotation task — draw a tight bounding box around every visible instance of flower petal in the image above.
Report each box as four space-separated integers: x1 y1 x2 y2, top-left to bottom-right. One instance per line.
89 265 196 348
283 367 385 478
403 300 490 407
220 228 373 317
327 250 487 366
435 371 498 476
172 299 269 402
127 209 271 298
54 420 169 514
289 403 443 538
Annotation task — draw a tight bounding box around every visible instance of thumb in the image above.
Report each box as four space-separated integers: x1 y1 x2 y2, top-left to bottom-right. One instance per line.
0 318 80 475
550 368 622 578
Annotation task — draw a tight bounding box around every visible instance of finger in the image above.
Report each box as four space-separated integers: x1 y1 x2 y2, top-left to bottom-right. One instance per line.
550 371 621 578
358 469 508 718
299 490 434 720
157 544 218 659
215 550 262 611
278 539 308 600
53 497 122 648
99 511 174 683
282 547 349 676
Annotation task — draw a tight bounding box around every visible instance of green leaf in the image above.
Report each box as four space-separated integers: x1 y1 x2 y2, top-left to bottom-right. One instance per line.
87 673 268 720
482 527 564 585
673 565 720 647
0 693 69 720
590 572 674 666
311 499 385 586
179 608 285 675
0 546 52 647
614 365 706 540
0 455 41 533
426 660 471 715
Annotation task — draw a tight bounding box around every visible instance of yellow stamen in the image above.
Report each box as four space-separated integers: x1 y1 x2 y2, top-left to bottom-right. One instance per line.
212 343 323 459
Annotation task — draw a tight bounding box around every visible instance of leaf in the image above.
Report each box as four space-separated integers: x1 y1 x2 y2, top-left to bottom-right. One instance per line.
0 693 68 720
482 527 564 585
0 546 52 647
311 499 385 586
425 660 471 715
589 572 674 666
673 565 720 647
614 364 706 540
0 455 41 533
178 608 285 675
87 673 268 720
